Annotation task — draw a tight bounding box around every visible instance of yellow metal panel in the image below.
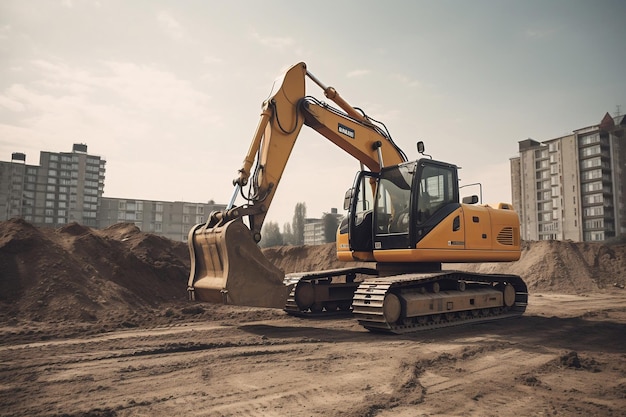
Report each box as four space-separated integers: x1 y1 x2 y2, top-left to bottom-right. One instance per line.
462 204 492 250
415 207 465 249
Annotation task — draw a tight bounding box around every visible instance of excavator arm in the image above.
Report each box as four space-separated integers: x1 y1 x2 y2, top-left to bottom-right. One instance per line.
187 62 407 307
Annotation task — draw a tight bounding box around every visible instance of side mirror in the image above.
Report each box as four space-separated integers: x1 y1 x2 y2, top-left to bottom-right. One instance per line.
462 195 479 204
416 141 432 159
343 188 354 210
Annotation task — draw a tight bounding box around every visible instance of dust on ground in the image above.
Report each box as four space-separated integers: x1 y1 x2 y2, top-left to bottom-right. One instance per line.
1 218 625 416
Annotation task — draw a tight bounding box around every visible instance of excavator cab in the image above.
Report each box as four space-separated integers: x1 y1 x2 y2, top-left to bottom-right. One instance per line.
344 158 459 253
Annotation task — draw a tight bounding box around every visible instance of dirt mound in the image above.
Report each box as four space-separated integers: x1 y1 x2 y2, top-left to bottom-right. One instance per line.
451 239 626 293
1 218 625 326
0 218 189 323
262 244 369 273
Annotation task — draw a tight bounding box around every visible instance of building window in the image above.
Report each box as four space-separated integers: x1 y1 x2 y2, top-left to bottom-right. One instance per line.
582 181 602 192
584 206 604 217
585 219 604 229
583 194 603 205
581 157 601 169
585 231 604 241
579 134 600 145
581 169 602 180
580 145 601 157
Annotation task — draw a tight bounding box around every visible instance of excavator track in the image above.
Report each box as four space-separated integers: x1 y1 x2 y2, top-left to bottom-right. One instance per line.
283 267 378 317
352 272 528 334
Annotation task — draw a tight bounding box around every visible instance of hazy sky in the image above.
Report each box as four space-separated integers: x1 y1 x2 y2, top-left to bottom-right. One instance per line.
1 0 624 227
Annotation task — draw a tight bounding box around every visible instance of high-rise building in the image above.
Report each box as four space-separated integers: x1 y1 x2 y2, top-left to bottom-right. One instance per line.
0 144 106 227
0 144 226 241
511 112 625 242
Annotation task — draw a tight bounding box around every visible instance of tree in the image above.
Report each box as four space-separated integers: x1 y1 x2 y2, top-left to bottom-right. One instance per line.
322 213 340 243
259 221 283 248
292 202 306 246
282 222 294 246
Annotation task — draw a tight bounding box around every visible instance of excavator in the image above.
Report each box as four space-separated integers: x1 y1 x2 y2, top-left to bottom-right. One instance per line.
187 62 527 334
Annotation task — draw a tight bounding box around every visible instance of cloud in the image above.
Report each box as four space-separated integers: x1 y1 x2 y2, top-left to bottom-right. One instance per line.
250 30 296 50
346 69 370 78
157 10 185 41
203 55 223 65
0 59 220 153
0 24 11 40
391 73 421 88
0 91 26 112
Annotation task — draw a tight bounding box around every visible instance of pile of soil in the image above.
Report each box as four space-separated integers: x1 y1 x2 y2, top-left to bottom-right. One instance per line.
0 218 189 323
452 239 626 293
1 218 625 325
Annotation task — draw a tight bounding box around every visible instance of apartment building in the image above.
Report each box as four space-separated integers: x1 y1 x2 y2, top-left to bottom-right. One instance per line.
98 197 226 242
303 208 343 245
511 112 625 242
0 144 225 241
0 144 106 227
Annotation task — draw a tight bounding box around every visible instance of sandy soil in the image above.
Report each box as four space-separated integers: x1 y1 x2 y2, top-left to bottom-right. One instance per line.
1 219 626 416
2 292 626 417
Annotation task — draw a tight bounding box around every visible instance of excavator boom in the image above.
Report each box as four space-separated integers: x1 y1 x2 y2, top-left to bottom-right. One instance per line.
188 62 407 307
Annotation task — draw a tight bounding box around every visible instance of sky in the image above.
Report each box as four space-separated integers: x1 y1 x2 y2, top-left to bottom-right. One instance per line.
1 0 625 228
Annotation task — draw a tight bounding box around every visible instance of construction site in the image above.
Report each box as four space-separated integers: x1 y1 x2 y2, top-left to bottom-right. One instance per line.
1 218 625 416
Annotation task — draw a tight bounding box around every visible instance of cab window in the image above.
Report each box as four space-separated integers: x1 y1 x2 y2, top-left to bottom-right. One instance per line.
417 164 455 224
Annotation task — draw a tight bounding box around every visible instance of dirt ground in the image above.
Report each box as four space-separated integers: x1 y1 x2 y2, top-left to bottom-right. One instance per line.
1 219 626 416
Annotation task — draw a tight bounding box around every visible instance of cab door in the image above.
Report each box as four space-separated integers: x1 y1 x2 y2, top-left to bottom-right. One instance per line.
347 171 378 252
372 163 415 250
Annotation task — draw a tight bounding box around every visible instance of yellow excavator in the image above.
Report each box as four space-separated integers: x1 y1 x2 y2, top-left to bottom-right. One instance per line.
188 62 527 334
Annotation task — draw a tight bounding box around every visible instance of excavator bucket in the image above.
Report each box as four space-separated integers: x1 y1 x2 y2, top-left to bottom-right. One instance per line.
187 219 289 308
